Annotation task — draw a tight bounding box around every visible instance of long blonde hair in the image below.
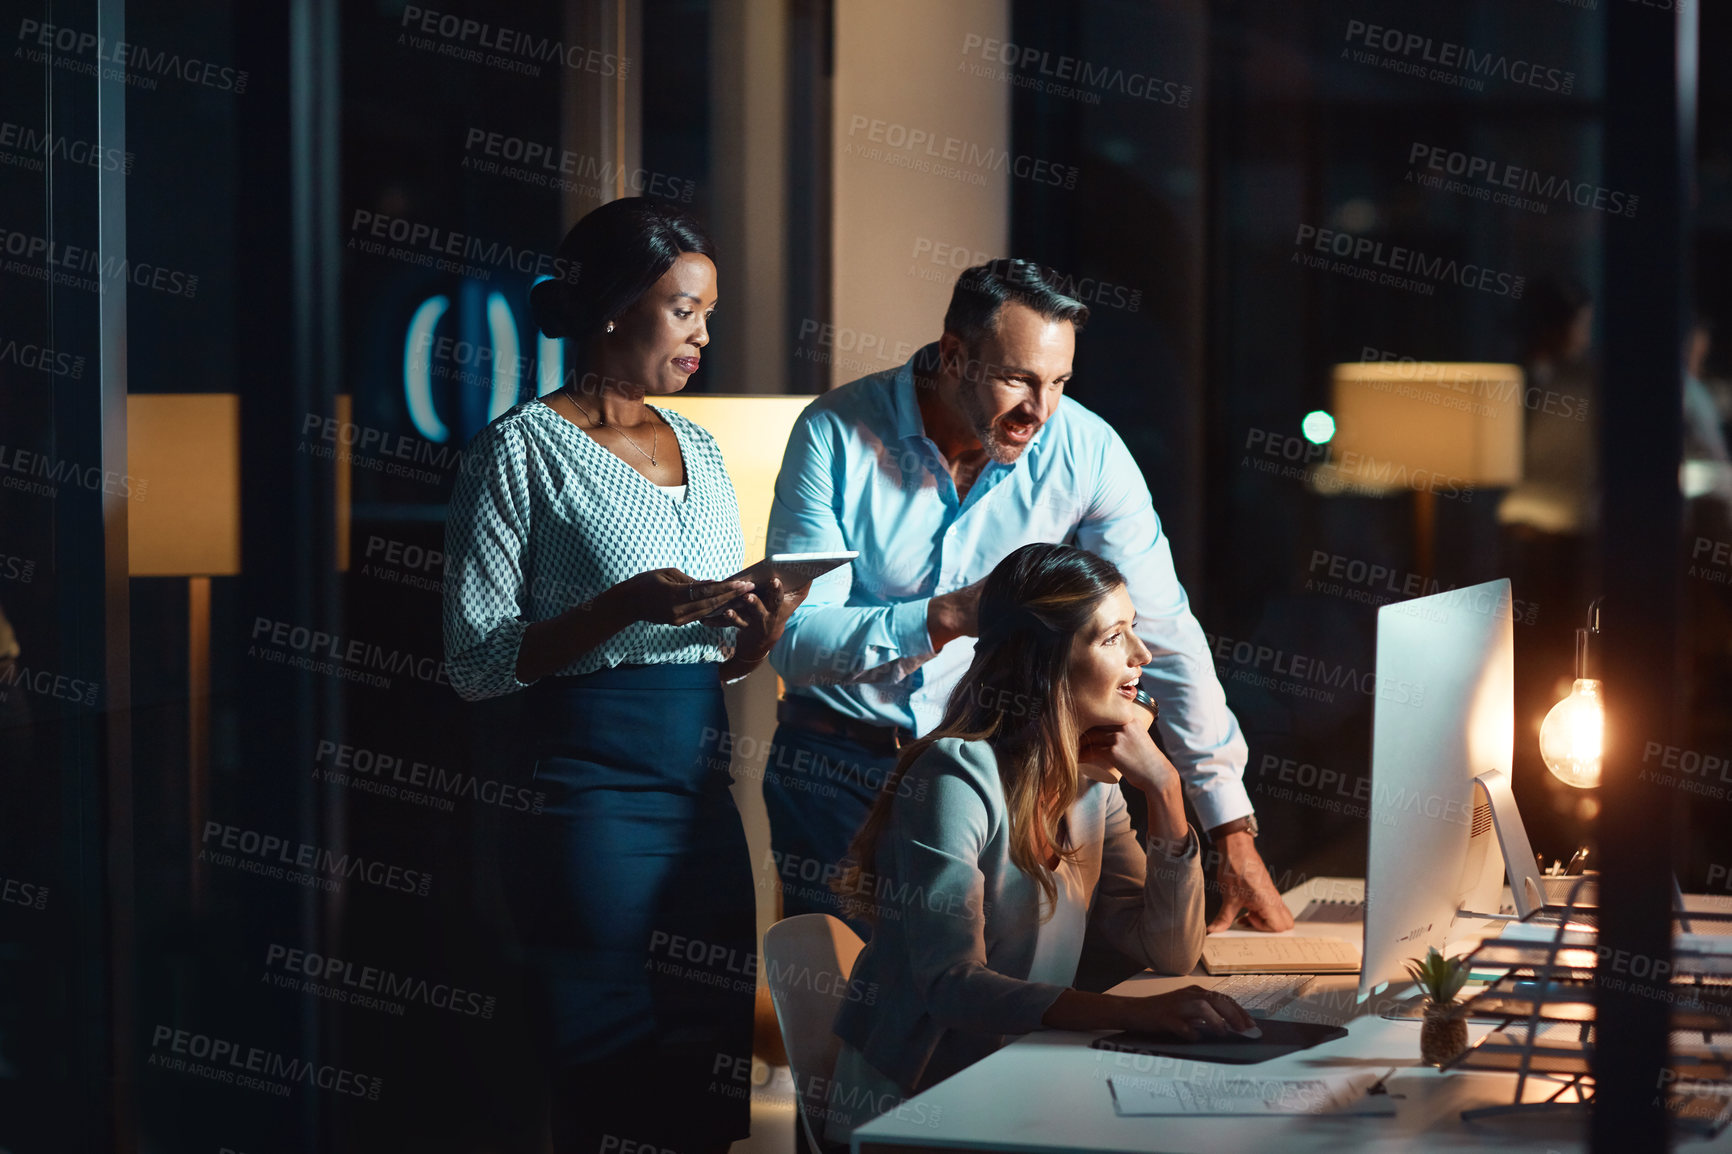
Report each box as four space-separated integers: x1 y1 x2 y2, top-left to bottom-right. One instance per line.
835 543 1127 922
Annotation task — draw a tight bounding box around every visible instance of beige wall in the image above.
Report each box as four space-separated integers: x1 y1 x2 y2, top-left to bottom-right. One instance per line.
710 0 790 397
830 0 1011 388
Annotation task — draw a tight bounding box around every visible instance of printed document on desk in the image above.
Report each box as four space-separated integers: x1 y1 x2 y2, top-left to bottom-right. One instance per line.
1106 1070 1396 1117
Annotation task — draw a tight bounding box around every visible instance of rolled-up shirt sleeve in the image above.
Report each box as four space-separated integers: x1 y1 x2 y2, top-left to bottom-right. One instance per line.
443 424 537 701
1075 432 1252 831
767 410 935 688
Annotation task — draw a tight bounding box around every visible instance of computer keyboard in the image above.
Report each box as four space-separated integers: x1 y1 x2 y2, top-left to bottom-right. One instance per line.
1296 898 1365 923
1211 973 1315 1016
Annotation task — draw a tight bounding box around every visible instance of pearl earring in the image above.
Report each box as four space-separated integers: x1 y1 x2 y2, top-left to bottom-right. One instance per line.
606 322 615 333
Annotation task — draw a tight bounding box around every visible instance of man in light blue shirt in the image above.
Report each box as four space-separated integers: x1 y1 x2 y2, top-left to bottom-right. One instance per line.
763 260 1292 936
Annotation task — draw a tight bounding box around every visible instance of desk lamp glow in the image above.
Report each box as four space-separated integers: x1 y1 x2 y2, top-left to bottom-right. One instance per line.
1325 363 1524 575
1540 600 1604 789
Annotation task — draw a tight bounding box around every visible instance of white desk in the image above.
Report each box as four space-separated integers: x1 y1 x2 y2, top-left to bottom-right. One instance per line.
852 878 1732 1154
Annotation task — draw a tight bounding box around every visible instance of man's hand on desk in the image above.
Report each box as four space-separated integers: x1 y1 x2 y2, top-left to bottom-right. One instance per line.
926 578 985 650
1206 830 1296 933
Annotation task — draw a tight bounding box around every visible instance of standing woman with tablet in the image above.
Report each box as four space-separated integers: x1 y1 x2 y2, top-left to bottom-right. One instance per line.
443 198 795 1154
822 543 1252 1143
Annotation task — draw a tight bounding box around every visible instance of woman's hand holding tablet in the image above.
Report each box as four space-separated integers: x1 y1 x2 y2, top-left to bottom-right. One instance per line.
726 550 858 593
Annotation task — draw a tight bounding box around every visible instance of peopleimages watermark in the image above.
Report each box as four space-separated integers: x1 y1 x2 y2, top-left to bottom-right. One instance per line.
348 209 581 284
843 114 1078 191
1293 223 1524 299
905 237 1144 313
1341 19 1574 95
1406 142 1636 219
0 872 49 912
702 725 931 804
710 1052 944 1132
1637 739 1732 802
462 127 694 202
0 336 84 379
148 1025 381 1100
1555 0 1690 15
958 33 1190 108
1254 753 1462 828
298 411 479 487
0 551 34 584
0 225 199 299
1356 346 1587 423
397 6 629 80
1305 550 1540 625
0 440 147 499
648 930 880 1004
314 738 545 816
0 660 100 707
0 120 132 174
419 328 537 395
760 850 984 924
200 820 433 897
263 943 496 1020
249 615 452 692
1241 427 1475 503
358 534 446 595
1690 536 1731 587
16 19 249 94
793 318 921 375
1205 630 1426 708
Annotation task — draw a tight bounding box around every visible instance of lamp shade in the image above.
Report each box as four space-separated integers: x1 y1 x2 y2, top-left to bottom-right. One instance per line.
1329 363 1525 488
127 394 241 576
655 395 814 557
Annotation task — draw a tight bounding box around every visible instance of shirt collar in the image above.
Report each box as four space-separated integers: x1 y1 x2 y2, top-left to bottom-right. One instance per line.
891 343 940 442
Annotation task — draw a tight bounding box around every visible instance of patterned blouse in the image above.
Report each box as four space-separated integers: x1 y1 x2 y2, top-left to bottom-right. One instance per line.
442 399 743 700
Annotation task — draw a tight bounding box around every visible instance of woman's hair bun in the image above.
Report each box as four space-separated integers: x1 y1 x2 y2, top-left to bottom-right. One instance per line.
530 277 574 339
531 198 715 344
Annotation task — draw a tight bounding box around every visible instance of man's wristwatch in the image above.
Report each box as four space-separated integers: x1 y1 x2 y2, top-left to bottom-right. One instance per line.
1208 814 1259 842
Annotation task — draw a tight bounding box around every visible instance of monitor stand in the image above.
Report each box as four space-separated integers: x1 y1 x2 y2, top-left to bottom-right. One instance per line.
1473 768 1548 920
1378 770 1590 1022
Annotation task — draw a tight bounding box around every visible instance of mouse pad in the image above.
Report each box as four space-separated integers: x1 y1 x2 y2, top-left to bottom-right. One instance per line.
1089 1019 1350 1064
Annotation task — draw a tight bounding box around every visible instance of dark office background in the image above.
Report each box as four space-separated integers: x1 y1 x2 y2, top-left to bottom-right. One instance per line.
0 0 1724 1149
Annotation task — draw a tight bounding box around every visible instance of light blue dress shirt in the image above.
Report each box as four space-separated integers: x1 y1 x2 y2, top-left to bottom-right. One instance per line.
766 346 1252 829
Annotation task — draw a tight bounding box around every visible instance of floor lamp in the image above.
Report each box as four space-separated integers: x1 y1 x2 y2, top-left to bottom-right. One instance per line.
128 394 241 909
1327 364 1525 575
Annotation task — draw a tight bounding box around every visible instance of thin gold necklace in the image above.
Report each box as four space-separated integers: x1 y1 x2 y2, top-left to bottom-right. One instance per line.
564 388 658 467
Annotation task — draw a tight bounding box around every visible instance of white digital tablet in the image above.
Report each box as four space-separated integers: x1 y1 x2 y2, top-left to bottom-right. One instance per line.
729 551 858 593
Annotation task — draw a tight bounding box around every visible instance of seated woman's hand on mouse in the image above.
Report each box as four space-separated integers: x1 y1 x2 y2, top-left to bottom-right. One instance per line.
1124 985 1258 1041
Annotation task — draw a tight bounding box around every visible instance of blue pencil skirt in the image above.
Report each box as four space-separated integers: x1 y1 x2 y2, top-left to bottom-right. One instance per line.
502 661 755 1152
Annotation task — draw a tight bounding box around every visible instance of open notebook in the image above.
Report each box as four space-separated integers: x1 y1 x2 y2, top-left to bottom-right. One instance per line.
1202 935 1362 975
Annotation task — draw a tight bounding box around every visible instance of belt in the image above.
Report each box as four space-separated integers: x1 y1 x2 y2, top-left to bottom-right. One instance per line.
776 695 911 758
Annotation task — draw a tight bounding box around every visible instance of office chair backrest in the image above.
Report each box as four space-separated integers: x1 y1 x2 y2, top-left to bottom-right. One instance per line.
762 914 867 1151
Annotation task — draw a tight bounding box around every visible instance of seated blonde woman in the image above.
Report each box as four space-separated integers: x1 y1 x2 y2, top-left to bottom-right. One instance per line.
820 543 1253 1142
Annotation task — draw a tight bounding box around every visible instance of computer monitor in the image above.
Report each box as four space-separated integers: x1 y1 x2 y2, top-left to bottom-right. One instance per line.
1358 577 1547 1000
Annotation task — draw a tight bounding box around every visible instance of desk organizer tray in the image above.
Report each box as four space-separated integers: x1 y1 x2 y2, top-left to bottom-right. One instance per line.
1434 885 1732 1136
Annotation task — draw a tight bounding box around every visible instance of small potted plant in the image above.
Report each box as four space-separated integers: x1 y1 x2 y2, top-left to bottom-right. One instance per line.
1405 947 1470 1067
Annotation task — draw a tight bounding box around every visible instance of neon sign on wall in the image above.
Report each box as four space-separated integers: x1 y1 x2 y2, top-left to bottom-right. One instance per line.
401 278 563 443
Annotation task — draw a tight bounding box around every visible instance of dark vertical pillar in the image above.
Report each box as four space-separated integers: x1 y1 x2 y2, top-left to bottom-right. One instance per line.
786 0 833 395
234 0 342 1147
44 0 132 1145
1592 1 1694 1147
